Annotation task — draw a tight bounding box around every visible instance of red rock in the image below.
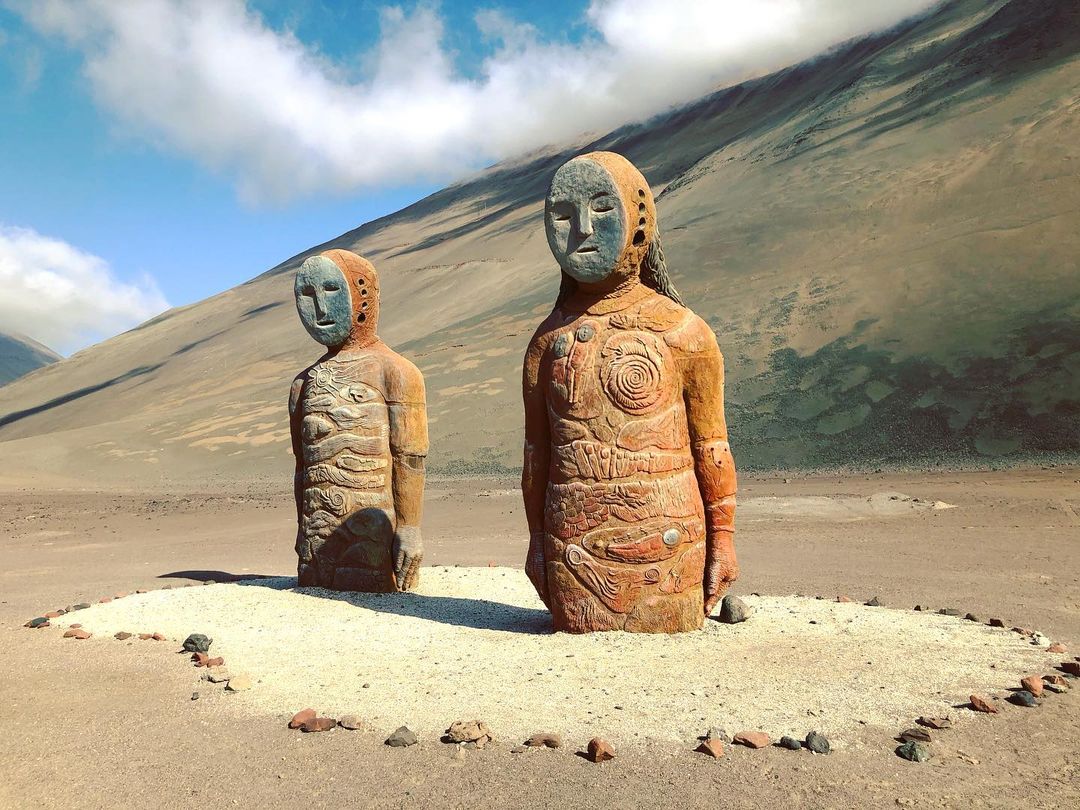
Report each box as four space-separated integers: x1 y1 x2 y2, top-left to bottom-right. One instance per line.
586 737 615 762
1021 675 1044 697
138 633 153 640
301 717 337 733
969 695 997 713
151 633 165 641
135 589 148 594
1044 674 1068 687
288 709 317 729
64 628 91 639
1047 642 1067 653
192 652 210 667
836 596 852 603
916 716 952 730
99 597 112 604
69 623 82 629
1011 626 1031 635
696 739 724 758
206 657 224 668
733 731 771 749
44 611 63 618
987 618 1005 628
114 592 127 599
1061 661 1080 677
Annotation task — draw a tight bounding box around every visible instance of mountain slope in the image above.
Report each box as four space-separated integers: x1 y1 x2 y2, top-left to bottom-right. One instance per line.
0 331 61 387
0 0 1077 487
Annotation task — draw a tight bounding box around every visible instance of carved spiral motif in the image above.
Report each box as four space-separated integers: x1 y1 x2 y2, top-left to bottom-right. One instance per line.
601 335 665 413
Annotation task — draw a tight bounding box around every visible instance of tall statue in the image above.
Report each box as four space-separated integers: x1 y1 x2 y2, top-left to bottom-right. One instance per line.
290 249 428 592
521 152 738 633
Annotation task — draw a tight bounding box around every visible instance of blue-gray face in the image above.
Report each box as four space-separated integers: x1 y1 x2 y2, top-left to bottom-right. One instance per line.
295 256 353 347
546 159 627 284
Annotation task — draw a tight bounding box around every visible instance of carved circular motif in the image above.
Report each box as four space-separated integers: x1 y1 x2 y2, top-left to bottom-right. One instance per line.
600 333 666 413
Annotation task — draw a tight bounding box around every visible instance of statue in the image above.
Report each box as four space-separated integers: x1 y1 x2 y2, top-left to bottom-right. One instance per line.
521 152 738 633
289 249 428 592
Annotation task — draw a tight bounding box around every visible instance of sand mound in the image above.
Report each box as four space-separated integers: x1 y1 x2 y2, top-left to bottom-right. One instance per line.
55 567 1055 747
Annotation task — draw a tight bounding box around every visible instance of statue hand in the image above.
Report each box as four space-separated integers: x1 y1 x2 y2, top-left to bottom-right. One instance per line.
703 533 739 615
525 531 550 608
393 525 423 591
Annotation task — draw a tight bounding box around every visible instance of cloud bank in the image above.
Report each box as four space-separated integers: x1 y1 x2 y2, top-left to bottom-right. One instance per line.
16 0 940 202
0 225 169 354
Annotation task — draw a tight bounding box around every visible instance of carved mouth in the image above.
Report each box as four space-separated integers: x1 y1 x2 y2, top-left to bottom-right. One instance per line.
575 246 599 254
316 318 336 326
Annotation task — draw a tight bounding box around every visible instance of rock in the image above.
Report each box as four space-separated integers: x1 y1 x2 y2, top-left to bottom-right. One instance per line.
969 695 997 713
182 633 212 653
865 597 882 607
301 717 337 733
1011 626 1032 635
898 728 931 744
733 731 771 749
964 613 980 622
718 595 750 624
1031 632 1050 646
1043 674 1069 688
1047 642 1067 653
191 652 210 667
386 726 418 747
151 633 165 641
72 603 90 611
938 608 961 617
25 617 49 628
68 624 81 629
779 736 802 750
705 727 730 743
44 611 63 619
136 589 147 594
836 596 853 603
206 670 231 684
225 675 252 692
987 618 1005 628
525 733 561 749
1061 661 1080 677
338 715 364 731
191 692 200 701
1045 683 1068 694
1009 691 1038 708
137 634 153 640
696 739 724 758
114 632 132 640
896 742 931 762
205 657 225 668
445 720 493 745
510 746 527 754
98 597 112 604
63 628 91 639
288 709 316 729
916 716 952 730
586 737 615 762
805 731 830 754
1020 675 1044 697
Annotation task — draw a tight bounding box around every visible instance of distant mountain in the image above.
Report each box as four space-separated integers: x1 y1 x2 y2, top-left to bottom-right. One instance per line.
0 0 1077 487
0 330 61 387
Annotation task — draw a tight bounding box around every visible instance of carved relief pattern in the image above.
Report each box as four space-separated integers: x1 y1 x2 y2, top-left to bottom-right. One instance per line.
600 332 666 413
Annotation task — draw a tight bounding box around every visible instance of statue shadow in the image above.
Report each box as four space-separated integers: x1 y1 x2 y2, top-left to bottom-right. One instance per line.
161 570 553 635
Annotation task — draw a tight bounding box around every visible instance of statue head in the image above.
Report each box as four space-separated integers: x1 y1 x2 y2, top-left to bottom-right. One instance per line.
546 151 680 305
294 249 379 349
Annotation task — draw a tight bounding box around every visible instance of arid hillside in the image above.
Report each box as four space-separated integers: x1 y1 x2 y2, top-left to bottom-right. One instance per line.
0 331 60 387
1 0 1077 487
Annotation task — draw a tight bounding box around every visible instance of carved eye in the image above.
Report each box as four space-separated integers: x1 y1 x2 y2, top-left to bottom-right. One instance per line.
323 282 339 292
301 285 315 297
550 202 571 222
591 194 614 213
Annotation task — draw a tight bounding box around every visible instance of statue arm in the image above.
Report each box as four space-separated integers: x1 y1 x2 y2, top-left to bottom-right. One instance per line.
682 322 738 615
289 374 315 583
522 336 551 607
387 358 428 591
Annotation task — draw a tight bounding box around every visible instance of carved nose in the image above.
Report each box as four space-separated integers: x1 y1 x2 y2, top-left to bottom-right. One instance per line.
312 292 327 318
574 207 593 238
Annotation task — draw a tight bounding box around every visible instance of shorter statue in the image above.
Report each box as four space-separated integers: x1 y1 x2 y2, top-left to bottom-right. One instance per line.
521 152 738 633
289 249 428 592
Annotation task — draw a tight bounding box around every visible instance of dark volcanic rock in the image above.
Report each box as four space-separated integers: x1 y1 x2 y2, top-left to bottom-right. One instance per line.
182 634 212 653
386 726 418 747
896 741 931 762
779 736 803 750
1009 690 1038 708
718 595 750 624
804 731 830 754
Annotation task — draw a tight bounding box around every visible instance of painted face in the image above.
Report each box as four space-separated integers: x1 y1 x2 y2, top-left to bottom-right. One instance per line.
295 255 354 347
546 158 628 284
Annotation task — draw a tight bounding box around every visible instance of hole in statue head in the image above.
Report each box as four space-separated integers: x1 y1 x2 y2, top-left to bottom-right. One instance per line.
361 301 368 309
358 313 366 323
639 217 646 226
633 230 646 246
638 189 645 198
638 202 646 212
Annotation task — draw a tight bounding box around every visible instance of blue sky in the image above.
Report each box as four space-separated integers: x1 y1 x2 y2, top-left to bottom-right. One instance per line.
0 0 936 354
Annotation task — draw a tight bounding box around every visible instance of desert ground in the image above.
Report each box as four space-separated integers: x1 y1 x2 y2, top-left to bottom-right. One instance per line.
1 468 1077 809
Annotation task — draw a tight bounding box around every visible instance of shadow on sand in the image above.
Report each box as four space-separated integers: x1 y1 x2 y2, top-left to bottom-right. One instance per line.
159 569 552 635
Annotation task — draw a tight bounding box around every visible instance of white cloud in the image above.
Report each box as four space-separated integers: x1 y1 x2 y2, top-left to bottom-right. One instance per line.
0 225 169 354
13 0 940 202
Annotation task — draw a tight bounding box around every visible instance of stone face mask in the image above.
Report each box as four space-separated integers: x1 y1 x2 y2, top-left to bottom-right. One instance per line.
294 250 379 348
544 151 657 286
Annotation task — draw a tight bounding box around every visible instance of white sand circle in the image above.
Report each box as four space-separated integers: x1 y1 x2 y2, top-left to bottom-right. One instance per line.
57 567 1056 747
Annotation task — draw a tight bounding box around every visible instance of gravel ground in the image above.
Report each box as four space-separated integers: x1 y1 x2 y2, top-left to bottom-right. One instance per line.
51 566 1058 747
